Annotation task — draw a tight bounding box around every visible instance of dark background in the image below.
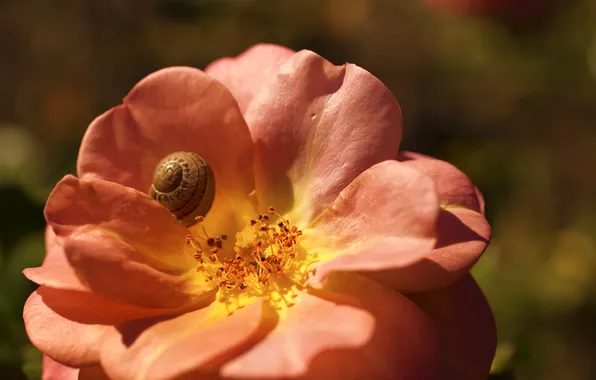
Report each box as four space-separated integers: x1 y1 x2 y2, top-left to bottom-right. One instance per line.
1 0 596 378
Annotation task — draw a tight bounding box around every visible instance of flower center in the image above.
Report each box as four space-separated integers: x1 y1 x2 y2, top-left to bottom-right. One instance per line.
186 207 314 307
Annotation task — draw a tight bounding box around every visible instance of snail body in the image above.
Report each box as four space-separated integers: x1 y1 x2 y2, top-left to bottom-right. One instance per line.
149 152 215 226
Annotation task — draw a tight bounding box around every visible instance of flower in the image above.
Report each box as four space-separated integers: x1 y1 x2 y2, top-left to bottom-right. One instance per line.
24 44 495 380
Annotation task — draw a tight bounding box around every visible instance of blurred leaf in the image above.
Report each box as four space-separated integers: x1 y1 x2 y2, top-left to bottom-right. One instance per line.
0 186 45 254
21 345 42 380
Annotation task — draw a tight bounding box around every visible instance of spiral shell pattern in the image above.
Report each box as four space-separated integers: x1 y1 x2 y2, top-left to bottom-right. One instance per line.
149 152 215 226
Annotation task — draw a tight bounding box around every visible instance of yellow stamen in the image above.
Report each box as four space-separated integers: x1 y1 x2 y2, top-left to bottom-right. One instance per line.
187 206 307 303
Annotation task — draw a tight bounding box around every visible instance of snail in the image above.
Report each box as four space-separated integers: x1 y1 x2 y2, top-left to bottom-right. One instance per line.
149 151 215 226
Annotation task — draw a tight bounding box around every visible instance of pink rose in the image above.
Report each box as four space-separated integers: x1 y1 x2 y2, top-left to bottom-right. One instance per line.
24 44 495 380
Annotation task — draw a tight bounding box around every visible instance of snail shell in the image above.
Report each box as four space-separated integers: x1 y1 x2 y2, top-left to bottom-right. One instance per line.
149 152 215 226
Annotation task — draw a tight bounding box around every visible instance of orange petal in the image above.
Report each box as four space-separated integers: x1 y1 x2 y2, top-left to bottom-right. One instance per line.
24 226 86 291
42 356 109 380
364 152 491 292
305 160 439 288
77 66 256 235
78 67 254 196
42 356 78 380
398 151 483 212
24 289 108 367
222 273 439 379
245 50 403 223
409 274 497 380
205 44 295 114
32 285 208 326
367 208 490 292
42 175 214 309
99 299 274 380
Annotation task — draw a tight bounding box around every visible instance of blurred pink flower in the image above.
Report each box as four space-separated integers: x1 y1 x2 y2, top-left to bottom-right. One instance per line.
24 44 495 380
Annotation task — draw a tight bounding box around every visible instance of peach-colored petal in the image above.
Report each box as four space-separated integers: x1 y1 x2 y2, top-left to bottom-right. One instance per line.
42 356 109 380
223 273 439 379
33 285 209 326
78 66 253 196
364 152 491 292
24 289 108 367
100 299 274 380
205 44 295 114
29 231 208 326
398 151 482 212
24 226 86 291
305 160 439 288
245 50 403 224
77 66 256 236
43 175 214 309
409 274 497 380
366 208 490 292
43 356 79 380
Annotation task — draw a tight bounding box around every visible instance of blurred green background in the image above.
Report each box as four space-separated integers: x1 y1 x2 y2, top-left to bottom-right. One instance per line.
1 0 596 379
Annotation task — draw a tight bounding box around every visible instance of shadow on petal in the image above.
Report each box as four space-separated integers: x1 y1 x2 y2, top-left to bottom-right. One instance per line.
38 286 215 325
222 273 439 380
100 299 278 380
408 274 497 380
365 208 490 292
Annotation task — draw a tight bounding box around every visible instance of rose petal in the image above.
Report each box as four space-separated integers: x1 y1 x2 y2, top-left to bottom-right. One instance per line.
77 66 256 236
24 226 86 291
398 151 482 212
304 160 439 288
363 152 491 292
42 356 109 380
43 175 214 308
245 50 403 224
42 356 79 380
100 299 275 380
33 286 208 326
24 289 108 367
78 66 253 196
409 274 497 380
29 229 211 326
366 208 490 292
205 44 295 114
222 273 439 379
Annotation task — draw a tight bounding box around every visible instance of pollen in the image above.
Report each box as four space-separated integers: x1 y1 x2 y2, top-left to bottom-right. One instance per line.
185 207 305 300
